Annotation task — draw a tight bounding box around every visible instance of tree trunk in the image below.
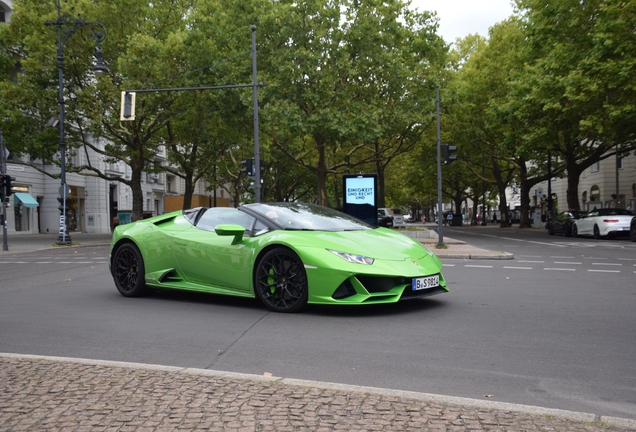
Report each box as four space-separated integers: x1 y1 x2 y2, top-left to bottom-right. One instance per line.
315 134 329 207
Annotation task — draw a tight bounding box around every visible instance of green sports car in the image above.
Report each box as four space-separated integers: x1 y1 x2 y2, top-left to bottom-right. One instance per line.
110 202 448 313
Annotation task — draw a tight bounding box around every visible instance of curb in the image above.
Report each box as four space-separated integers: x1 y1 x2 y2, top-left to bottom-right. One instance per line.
1 353 634 430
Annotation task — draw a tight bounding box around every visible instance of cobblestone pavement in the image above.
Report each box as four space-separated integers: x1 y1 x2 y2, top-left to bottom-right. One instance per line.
1 355 634 431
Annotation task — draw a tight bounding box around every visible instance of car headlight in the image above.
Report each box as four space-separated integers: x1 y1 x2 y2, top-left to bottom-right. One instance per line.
327 249 374 265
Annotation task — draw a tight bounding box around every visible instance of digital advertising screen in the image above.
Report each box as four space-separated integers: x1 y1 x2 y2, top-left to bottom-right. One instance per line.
342 174 378 225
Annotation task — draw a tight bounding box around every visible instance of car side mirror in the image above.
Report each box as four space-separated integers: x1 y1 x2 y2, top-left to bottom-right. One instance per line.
215 224 245 245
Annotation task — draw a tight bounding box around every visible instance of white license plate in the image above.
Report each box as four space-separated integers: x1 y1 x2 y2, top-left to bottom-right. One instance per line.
412 275 439 291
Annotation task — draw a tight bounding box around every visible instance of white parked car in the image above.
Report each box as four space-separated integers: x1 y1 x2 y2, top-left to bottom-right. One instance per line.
377 208 406 228
572 208 634 239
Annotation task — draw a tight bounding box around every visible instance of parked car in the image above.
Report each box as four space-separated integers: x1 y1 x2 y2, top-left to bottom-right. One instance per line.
572 208 635 239
631 216 636 242
377 208 406 228
110 202 448 313
377 212 394 228
547 210 586 236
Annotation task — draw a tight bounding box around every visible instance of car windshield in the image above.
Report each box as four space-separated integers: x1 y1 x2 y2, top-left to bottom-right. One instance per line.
245 202 374 231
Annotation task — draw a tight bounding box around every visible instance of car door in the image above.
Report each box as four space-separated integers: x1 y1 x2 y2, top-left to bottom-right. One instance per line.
172 208 257 292
577 211 597 235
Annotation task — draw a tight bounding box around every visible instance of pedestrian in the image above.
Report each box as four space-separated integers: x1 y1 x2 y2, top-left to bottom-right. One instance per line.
446 213 453 226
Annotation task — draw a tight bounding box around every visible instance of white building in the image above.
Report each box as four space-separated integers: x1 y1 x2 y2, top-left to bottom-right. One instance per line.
530 150 636 216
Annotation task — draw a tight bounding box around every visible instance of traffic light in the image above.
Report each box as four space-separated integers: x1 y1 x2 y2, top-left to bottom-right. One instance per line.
240 158 254 178
0 175 4 199
120 91 136 120
1 174 14 197
442 144 457 165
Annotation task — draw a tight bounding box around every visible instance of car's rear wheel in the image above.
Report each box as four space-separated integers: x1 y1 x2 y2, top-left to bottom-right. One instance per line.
255 247 308 313
593 225 602 239
631 224 636 242
111 243 148 297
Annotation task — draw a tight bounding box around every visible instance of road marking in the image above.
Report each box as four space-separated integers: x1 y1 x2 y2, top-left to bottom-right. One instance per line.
519 260 544 263
528 241 567 247
519 255 542 258
442 264 456 267
588 269 620 273
503 266 533 270
551 256 574 259
617 258 636 261
592 263 622 266
501 237 524 242
554 261 582 265
543 268 576 271
465 265 493 268
583 257 608 260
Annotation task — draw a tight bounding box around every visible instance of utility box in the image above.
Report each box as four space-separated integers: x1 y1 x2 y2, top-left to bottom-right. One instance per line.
452 214 463 226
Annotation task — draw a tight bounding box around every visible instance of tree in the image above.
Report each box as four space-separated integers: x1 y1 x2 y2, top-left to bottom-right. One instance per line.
0 0 195 221
258 0 446 207
513 0 636 210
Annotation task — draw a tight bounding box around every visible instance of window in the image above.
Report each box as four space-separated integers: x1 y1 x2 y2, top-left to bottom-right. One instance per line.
591 162 600 173
196 208 256 234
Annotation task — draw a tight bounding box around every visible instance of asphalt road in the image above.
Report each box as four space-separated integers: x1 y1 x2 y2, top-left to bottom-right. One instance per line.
1 226 635 421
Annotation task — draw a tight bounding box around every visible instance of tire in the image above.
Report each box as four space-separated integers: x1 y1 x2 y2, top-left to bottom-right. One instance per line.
631 225 636 242
255 247 308 313
593 225 602 240
111 243 148 297
572 224 578 238
562 225 569 237
548 225 554 235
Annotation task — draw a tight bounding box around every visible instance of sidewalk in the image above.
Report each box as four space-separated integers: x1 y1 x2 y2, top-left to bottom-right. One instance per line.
0 231 112 253
1 353 634 431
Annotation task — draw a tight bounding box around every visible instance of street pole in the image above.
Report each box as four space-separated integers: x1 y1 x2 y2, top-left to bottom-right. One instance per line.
547 149 552 225
1 131 8 251
481 165 487 226
436 85 444 245
251 25 262 203
46 0 107 244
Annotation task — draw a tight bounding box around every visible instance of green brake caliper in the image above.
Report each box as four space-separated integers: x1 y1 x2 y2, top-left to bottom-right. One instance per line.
268 268 276 295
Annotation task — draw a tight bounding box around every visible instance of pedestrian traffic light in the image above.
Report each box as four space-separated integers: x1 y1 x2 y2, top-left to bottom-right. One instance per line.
120 91 136 120
240 158 254 178
442 144 457 165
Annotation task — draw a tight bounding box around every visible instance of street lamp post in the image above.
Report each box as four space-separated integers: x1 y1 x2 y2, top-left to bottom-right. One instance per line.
46 0 107 244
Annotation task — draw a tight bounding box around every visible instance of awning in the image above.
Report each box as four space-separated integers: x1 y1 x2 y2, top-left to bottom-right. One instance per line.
14 192 39 208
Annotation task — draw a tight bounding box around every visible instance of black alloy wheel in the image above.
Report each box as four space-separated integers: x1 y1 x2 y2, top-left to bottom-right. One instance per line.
112 243 148 297
255 247 308 313
593 225 602 239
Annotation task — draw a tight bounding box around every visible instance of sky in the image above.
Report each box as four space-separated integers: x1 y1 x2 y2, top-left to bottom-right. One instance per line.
409 0 516 43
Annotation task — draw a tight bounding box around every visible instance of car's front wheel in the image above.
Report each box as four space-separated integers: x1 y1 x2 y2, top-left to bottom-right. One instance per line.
111 243 148 297
572 224 578 237
255 247 308 313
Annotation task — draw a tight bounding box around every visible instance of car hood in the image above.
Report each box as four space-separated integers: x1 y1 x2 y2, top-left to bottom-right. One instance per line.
273 228 429 260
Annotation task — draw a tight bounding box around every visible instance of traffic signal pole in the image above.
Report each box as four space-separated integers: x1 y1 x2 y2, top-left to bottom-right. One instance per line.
436 86 444 245
1 131 8 251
